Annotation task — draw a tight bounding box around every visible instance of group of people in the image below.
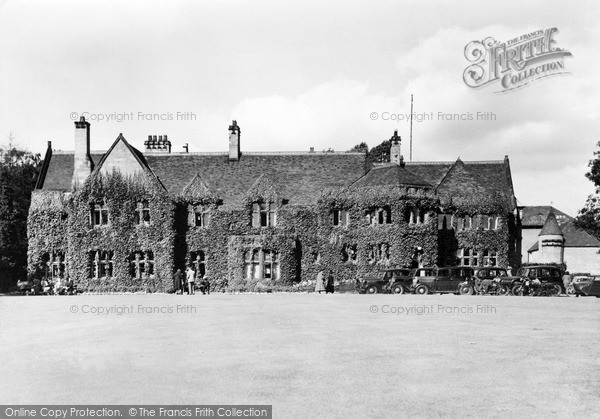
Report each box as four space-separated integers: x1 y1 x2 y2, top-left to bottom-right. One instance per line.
173 267 210 295
315 270 335 294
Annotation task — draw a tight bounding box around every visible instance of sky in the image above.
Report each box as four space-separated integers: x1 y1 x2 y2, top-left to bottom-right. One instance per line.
0 0 598 216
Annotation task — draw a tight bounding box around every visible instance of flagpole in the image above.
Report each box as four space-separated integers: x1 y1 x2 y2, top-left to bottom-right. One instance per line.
410 94 413 162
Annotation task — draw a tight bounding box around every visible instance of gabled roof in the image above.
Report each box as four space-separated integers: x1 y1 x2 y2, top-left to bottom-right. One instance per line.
405 158 514 206
350 164 432 189
435 159 488 197
181 173 216 199
520 206 572 227
539 212 564 236
95 133 151 173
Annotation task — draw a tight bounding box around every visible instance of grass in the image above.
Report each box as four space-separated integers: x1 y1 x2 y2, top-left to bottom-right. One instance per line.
0 292 599 418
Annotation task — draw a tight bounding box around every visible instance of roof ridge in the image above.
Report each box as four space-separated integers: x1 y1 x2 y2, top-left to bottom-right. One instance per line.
405 160 504 165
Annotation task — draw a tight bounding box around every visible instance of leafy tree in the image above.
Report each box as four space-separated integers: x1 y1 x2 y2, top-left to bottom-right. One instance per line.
0 133 42 290
575 141 600 241
347 142 368 153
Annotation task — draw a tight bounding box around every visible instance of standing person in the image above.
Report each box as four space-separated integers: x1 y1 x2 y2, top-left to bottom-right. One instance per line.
562 271 571 295
173 269 182 294
315 270 325 294
325 271 335 294
186 266 195 295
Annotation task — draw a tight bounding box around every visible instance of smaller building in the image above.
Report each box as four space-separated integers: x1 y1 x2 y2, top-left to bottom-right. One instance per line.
522 206 600 274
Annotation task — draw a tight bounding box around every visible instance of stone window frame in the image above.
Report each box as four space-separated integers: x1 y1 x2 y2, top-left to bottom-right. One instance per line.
244 248 280 280
90 201 109 227
90 250 114 279
332 209 350 227
457 247 481 267
368 206 391 225
405 206 426 225
135 200 151 226
188 204 210 228
130 250 154 279
251 202 277 228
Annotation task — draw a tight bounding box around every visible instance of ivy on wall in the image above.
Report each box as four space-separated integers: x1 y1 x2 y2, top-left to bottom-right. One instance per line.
28 175 516 292
28 170 175 292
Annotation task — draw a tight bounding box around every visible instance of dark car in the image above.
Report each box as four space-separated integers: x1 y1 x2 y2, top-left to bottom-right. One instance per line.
507 265 564 296
356 268 413 294
413 267 474 295
571 276 600 297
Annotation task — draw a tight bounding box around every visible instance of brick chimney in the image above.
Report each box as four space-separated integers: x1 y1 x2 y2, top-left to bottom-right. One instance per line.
229 120 241 161
72 116 93 189
390 130 402 165
144 134 171 153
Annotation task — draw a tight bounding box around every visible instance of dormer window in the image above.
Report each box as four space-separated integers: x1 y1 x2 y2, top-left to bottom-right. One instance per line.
252 202 277 227
135 200 150 225
369 206 391 225
332 209 349 227
188 205 210 228
91 202 109 227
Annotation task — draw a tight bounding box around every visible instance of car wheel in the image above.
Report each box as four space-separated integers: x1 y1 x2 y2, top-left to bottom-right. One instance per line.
551 285 562 296
392 285 404 294
498 285 509 296
566 285 577 297
414 285 429 295
366 285 378 294
459 285 473 295
511 284 523 296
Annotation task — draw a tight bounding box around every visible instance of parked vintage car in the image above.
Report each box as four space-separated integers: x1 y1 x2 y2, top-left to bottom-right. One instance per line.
571 276 600 297
412 266 475 295
508 265 564 296
386 269 418 294
355 268 413 294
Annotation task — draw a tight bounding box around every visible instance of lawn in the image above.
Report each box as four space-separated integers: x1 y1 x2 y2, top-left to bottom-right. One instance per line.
0 292 599 418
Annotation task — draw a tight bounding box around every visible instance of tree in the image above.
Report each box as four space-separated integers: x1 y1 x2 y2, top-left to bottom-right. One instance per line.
347 142 368 153
368 140 391 164
0 133 42 290
575 141 600 241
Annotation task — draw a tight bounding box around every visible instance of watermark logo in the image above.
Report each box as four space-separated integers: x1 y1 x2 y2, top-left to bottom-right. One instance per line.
463 28 572 93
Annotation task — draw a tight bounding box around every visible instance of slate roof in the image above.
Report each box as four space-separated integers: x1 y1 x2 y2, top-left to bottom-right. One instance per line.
520 206 571 227
539 212 564 236
560 221 600 247
405 159 514 199
525 209 600 253
40 152 104 190
351 164 432 189
145 153 366 205
37 142 515 209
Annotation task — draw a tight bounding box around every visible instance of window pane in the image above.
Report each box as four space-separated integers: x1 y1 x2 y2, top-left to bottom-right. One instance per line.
269 210 276 227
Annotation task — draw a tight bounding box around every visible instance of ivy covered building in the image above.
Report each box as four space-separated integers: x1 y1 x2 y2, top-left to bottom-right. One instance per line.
28 118 520 292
